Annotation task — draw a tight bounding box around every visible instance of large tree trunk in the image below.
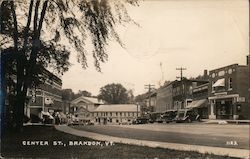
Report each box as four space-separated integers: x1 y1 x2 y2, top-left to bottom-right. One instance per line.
14 91 26 132
10 0 48 132
13 54 27 132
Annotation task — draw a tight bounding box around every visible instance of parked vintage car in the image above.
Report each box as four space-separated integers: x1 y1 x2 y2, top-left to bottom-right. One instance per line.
163 110 178 123
174 108 201 123
155 117 164 123
132 117 149 124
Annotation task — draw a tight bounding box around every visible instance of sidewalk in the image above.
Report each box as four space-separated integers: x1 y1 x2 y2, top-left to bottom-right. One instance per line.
55 125 250 159
202 119 250 124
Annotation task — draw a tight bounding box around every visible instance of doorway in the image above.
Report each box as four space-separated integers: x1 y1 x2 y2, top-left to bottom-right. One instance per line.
215 99 233 119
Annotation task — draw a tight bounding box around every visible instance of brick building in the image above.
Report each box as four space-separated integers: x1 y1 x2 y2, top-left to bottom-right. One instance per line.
187 83 209 119
25 69 62 118
208 56 250 120
155 81 174 113
172 79 208 110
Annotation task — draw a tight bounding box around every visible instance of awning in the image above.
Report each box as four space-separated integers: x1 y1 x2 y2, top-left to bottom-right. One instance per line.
186 99 207 109
212 78 225 87
164 110 177 113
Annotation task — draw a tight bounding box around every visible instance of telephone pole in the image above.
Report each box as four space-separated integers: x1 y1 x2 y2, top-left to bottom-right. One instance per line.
144 84 155 112
176 67 186 80
176 67 187 109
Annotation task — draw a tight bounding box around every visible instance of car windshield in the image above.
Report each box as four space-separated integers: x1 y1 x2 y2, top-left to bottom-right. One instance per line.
178 112 185 118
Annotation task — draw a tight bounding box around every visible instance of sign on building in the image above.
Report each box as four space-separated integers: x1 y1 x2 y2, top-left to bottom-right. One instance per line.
237 97 245 102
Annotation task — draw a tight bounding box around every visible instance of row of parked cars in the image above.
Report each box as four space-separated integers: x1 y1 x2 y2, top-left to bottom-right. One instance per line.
133 108 201 124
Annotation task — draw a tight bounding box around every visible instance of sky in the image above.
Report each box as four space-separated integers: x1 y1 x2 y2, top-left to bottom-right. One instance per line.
61 0 249 96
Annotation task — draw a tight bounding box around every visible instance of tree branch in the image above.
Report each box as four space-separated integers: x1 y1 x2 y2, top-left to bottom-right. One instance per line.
33 0 40 32
38 0 48 37
23 0 34 49
10 1 18 50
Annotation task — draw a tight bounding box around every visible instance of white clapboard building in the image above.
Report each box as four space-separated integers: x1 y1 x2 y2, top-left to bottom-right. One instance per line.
92 104 141 125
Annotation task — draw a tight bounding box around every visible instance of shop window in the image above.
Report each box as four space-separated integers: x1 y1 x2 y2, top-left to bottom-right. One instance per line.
116 112 118 116
237 105 241 112
120 112 122 116
228 78 233 90
110 112 112 116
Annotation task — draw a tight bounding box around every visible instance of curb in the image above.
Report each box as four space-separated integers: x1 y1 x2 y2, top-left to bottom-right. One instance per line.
55 125 250 159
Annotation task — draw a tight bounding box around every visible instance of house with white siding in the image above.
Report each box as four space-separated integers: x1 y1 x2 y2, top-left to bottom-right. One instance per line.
71 96 104 120
92 104 141 124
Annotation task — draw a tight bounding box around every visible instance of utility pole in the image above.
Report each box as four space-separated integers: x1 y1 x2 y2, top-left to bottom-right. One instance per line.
176 67 187 109
176 67 186 80
144 84 155 112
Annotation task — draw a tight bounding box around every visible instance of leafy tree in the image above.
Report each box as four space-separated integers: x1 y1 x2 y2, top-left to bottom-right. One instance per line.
127 89 134 103
98 83 130 104
61 89 74 101
189 75 209 81
0 0 138 131
74 90 92 99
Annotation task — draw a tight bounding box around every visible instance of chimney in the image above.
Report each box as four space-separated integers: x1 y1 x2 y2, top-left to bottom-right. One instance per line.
204 69 208 77
247 55 249 65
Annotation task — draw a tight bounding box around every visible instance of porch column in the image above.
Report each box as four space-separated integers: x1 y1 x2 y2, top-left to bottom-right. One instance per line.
233 97 239 120
209 99 216 119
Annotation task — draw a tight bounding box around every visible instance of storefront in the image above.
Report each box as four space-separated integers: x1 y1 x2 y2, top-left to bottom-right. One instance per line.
208 94 239 120
186 99 208 119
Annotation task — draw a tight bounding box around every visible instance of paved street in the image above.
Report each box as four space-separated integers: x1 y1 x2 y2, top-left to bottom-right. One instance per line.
71 123 249 150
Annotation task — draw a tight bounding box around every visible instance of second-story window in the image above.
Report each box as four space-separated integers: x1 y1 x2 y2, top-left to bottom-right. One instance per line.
228 78 233 90
212 81 215 92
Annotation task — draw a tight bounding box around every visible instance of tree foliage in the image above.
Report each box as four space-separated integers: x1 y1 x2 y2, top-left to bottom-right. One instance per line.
73 90 92 99
62 89 92 101
0 0 138 131
98 83 131 104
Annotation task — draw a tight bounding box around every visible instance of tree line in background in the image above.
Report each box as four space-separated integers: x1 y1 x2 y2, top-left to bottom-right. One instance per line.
62 83 134 104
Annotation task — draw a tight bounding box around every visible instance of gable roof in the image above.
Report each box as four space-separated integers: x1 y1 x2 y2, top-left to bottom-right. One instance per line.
71 96 104 105
93 104 140 112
